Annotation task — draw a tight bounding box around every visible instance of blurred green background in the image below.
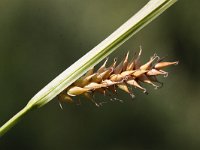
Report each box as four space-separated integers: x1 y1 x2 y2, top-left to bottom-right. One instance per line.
0 0 200 149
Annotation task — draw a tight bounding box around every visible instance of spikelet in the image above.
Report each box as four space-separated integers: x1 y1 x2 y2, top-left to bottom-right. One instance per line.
58 48 178 106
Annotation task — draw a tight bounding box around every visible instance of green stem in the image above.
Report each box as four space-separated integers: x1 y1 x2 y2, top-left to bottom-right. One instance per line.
0 104 34 137
0 0 177 137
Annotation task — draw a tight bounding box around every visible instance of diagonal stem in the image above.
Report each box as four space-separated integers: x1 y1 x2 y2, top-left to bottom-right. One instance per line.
0 0 177 137
0 104 33 137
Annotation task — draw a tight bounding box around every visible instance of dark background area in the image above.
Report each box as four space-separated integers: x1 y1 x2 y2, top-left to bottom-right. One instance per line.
0 0 200 149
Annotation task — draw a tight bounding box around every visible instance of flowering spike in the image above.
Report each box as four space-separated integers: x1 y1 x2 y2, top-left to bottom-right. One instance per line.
58 49 178 106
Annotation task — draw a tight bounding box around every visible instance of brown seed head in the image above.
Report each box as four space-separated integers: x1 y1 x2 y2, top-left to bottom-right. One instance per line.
58 48 178 106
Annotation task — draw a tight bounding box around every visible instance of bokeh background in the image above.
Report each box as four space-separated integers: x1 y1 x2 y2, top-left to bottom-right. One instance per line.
0 0 200 149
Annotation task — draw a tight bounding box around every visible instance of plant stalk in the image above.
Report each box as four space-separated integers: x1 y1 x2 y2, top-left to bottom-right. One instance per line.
0 104 33 137
0 0 177 137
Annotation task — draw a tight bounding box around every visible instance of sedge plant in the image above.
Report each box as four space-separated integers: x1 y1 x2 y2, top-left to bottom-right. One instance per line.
0 0 177 137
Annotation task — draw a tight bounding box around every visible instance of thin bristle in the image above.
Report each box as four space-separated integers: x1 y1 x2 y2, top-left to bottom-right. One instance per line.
122 52 129 71
59 48 178 106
